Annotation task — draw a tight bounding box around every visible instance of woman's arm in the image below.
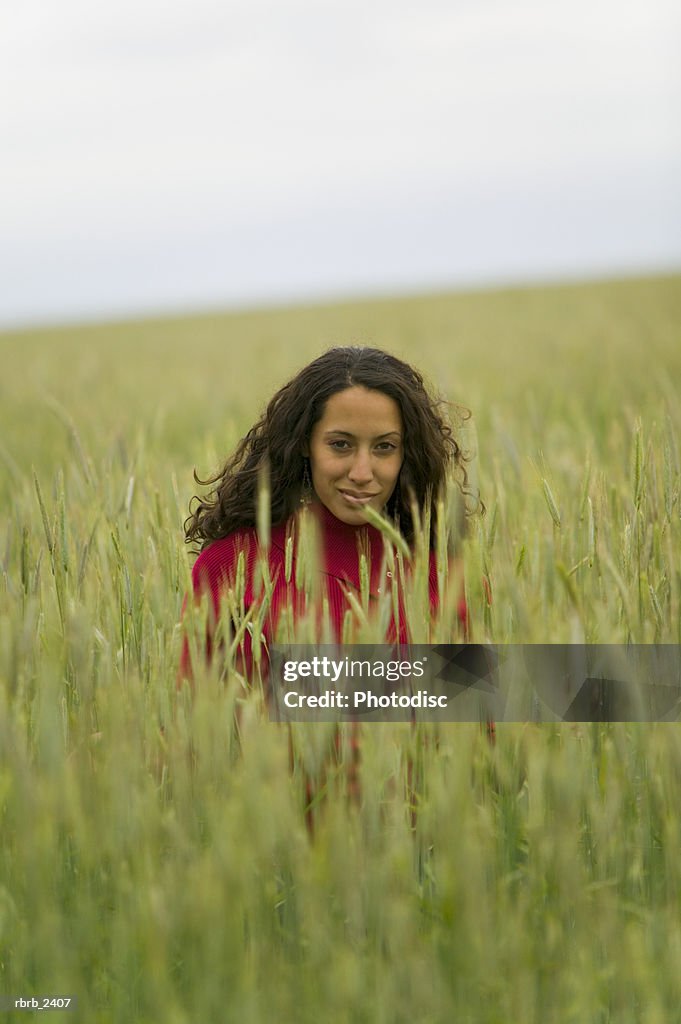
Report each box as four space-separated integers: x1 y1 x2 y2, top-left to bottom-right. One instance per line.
177 533 257 689
428 552 468 638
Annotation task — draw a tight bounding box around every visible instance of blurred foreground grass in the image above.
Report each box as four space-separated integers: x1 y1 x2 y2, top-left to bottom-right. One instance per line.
1 273 681 1022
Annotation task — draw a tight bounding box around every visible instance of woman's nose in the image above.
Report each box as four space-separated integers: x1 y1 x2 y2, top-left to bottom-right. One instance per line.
348 449 373 483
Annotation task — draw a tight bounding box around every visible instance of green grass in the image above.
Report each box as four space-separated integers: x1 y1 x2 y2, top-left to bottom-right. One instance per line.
1 272 681 1022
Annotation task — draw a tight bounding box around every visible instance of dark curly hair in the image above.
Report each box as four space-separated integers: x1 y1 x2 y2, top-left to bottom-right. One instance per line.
184 346 481 552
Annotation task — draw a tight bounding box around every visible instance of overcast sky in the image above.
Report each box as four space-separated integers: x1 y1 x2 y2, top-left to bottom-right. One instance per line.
1 0 679 327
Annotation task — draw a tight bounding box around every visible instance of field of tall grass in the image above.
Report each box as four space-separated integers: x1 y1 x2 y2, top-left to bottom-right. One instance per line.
1 273 680 1022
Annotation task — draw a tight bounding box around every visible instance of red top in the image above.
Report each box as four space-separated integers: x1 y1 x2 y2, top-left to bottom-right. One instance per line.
179 501 467 682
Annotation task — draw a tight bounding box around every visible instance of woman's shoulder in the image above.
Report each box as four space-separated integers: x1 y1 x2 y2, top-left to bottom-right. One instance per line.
191 527 259 593
191 519 292 594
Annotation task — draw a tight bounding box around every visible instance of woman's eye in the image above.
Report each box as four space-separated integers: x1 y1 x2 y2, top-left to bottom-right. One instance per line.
327 439 397 452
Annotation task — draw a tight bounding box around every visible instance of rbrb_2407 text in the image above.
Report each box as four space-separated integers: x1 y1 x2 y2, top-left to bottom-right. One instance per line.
282 656 427 684
11 997 73 1009
284 689 448 709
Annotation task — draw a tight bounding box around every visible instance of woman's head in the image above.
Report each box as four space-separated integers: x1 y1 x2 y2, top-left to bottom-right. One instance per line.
305 384 404 527
184 346 475 549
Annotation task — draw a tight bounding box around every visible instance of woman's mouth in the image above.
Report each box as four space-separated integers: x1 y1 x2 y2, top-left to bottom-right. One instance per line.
338 490 378 506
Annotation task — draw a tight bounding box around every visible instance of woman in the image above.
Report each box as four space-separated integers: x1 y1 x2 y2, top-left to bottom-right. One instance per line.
178 346 490 824
179 346 477 683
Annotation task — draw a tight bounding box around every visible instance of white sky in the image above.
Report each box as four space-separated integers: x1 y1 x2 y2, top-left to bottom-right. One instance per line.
1 0 679 327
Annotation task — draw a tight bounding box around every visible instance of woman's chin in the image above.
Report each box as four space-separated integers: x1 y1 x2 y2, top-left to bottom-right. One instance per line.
325 499 372 525
336 508 367 525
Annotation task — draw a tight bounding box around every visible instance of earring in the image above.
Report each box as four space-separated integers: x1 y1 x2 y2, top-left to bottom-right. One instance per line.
300 458 312 507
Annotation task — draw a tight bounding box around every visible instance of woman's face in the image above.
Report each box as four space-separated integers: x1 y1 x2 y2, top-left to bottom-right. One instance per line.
307 386 404 525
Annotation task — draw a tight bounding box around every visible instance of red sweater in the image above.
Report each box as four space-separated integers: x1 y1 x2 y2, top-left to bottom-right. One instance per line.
179 504 491 821
179 501 467 681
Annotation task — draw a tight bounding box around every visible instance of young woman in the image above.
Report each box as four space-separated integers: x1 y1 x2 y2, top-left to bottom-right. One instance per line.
179 346 477 683
178 346 490 824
